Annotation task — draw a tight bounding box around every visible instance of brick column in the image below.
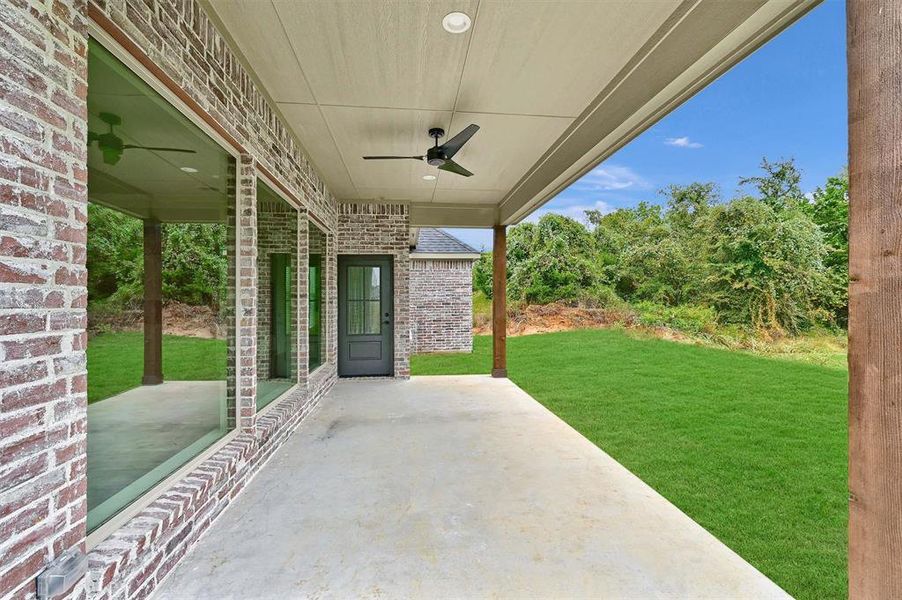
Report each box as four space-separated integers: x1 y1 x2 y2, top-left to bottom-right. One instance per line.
0 0 90 598
236 157 257 432
297 213 309 387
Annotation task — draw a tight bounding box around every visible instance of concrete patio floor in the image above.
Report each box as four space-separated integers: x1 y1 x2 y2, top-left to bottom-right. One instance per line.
154 376 788 599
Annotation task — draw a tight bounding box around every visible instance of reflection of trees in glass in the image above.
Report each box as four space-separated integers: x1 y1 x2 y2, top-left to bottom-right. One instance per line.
309 223 325 370
86 203 228 312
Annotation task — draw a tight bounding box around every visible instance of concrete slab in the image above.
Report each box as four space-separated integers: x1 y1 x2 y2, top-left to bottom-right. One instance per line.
154 376 789 599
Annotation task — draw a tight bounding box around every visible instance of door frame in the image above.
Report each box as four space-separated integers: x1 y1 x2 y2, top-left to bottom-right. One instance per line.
337 255 394 377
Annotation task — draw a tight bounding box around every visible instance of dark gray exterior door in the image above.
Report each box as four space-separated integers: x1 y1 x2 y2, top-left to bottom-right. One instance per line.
338 256 393 376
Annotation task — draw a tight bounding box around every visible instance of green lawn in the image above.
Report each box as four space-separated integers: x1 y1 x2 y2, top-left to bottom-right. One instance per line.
87 332 226 403
412 330 848 600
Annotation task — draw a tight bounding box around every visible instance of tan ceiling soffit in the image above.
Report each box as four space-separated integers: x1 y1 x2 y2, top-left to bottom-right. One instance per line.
499 0 820 225
410 203 496 228
204 0 820 228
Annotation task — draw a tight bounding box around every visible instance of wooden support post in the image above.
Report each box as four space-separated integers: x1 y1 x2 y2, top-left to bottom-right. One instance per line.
848 1 902 596
492 225 507 378
142 219 163 385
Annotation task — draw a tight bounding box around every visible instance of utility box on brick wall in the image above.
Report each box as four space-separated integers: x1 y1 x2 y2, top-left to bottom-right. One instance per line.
409 228 480 354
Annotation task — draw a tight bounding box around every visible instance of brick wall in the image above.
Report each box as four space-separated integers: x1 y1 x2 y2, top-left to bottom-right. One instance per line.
256 197 298 382
235 157 258 434
1 0 344 598
337 202 410 378
0 1 90 599
409 258 474 353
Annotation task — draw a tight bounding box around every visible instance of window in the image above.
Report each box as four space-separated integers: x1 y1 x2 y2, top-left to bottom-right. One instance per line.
347 266 381 335
86 39 234 532
255 181 297 409
308 223 326 371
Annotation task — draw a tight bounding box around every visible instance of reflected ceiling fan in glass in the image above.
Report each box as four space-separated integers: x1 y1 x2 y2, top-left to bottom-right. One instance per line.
362 124 479 177
87 112 197 165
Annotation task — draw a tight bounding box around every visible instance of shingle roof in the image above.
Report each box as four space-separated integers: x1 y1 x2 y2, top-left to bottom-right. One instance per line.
411 228 478 255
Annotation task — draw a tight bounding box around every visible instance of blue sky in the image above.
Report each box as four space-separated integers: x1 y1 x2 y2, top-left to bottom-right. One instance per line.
448 0 847 251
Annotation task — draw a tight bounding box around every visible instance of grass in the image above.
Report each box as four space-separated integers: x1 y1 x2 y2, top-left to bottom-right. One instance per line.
412 330 848 599
87 332 226 403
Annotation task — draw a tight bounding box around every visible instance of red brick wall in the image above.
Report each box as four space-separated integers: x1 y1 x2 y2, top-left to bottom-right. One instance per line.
410 258 474 353
0 0 90 598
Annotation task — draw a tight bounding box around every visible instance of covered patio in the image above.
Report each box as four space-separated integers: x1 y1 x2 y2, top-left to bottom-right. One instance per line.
3 0 902 596
155 376 787 599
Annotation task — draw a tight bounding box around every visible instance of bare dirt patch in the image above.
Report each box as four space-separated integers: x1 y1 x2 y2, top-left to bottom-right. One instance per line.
89 301 224 339
473 302 636 337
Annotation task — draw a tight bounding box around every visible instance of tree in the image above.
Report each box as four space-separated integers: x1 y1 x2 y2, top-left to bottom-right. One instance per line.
664 181 718 233
86 204 143 306
590 186 717 306
806 172 849 325
705 197 828 333
738 158 806 211
506 214 599 304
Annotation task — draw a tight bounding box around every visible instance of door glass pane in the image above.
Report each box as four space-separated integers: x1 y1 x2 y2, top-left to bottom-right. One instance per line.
348 266 364 301
365 300 381 334
347 265 381 335
348 300 364 335
365 267 381 300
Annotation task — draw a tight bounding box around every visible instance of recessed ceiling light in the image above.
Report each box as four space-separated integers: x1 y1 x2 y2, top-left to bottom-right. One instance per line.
180 166 198 173
442 12 471 34
422 174 437 181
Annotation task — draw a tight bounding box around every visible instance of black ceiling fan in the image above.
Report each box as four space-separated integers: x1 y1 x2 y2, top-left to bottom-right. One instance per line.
363 124 479 177
88 112 196 166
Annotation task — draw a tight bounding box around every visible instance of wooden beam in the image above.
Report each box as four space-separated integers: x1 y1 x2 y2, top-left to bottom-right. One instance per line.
848 1 902 596
492 225 507 378
142 219 163 385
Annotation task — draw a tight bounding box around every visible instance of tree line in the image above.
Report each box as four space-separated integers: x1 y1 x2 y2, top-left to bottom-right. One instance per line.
473 159 849 335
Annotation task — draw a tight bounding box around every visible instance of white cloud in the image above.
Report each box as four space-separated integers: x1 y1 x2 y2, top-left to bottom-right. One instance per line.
526 200 615 225
664 136 703 149
572 164 651 192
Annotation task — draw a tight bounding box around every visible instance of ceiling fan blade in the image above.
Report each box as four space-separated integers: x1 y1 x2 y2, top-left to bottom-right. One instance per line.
436 124 479 159
437 160 473 177
362 155 424 161
122 145 196 154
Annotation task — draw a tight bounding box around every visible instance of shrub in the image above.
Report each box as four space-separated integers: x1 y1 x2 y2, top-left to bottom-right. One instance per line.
634 301 719 335
577 284 628 310
472 252 493 298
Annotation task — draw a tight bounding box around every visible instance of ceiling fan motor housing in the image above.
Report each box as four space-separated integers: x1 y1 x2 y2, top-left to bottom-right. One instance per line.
426 147 446 166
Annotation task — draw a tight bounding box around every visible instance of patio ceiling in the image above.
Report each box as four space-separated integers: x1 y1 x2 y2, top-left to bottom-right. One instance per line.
204 0 819 227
